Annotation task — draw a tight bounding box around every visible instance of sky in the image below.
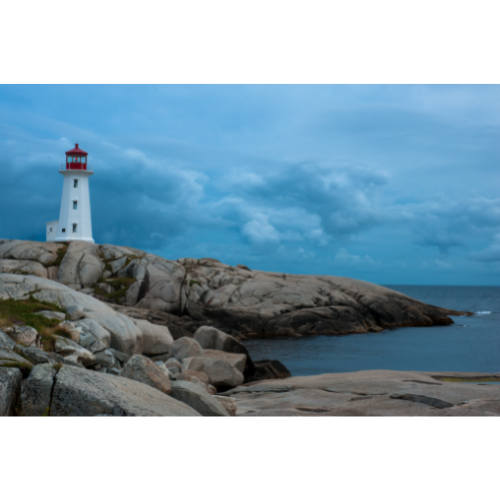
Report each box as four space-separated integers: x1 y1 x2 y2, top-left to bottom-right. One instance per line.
0 84 499 285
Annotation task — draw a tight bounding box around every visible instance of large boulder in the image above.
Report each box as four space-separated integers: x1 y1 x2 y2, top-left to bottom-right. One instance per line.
120 354 171 395
170 337 203 362
202 349 247 374
193 326 254 375
0 367 22 416
169 380 229 416
182 356 244 390
132 319 173 356
3 326 40 348
22 364 200 416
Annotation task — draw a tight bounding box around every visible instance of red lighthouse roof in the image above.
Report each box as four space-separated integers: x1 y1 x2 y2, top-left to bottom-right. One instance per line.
65 143 88 156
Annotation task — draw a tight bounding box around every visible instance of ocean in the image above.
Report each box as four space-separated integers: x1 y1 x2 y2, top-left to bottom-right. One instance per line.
242 286 500 376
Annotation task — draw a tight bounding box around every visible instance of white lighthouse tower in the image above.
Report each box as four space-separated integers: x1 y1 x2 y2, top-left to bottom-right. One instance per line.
46 144 95 243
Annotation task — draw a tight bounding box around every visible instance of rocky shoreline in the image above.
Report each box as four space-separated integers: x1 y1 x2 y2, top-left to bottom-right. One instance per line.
2 239 495 417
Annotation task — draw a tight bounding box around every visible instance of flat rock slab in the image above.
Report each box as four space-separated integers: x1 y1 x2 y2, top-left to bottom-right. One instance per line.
226 370 500 416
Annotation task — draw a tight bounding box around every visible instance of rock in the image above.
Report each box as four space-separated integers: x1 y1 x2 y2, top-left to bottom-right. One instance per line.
182 356 244 390
57 241 104 287
108 367 122 376
120 354 171 395
249 360 291 382
169 380 229 416
0 259 48 278
21 363 58 416
194 325 249 356
74 318 110 353
0 367 22 416
165 358 182 371
13 345 55 365
66 305 86 321
0 347 34 375
22 364 199 416
93 349 116 369
0 274 144 356
35 310 66 321
0 330 16 350
108 348 131 365
132 319 173 356
54 336 96 367
2 239 466 341
58 321 81 342
5 326 40 348
213 395 237 416
224 370 500 416
202 349 247 374
155 361 170 375
170 337 203 362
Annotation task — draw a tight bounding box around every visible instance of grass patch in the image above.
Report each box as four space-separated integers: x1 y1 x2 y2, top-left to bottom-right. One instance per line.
0 361 32 376
93 277 137 303
0 297 69 351
190 280 201 286
39 325 73 352
0 297 65 331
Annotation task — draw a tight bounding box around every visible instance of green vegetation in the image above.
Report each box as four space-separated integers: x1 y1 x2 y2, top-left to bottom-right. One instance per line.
93 277 137 303
0 297 70 351
39 326 73 352
0 361 32 376
190 280 201 286
0 297 65 330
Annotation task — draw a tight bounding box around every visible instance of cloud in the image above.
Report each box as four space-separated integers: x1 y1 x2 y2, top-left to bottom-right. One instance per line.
334 248 379 266
221 162 389 246
470 234 500 262
242 214 280 245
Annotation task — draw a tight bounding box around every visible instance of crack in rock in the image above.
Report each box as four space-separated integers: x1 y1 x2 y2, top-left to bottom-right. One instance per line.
390 393 454 409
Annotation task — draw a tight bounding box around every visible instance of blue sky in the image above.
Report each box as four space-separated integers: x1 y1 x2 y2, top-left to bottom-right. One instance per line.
0 84 499 285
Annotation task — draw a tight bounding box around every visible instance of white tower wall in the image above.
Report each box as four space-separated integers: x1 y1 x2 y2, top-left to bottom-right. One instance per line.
55 170 94 243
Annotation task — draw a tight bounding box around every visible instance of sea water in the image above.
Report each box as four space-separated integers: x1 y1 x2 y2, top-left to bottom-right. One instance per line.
242 286 500 376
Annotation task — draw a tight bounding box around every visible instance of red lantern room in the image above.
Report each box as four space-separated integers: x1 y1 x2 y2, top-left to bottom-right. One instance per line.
65 143 88 170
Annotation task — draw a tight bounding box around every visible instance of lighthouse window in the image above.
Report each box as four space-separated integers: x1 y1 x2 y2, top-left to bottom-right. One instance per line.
74 179 78 188
73 201 78 210
82 157 86 164
72 224 77 233
62 228 66 233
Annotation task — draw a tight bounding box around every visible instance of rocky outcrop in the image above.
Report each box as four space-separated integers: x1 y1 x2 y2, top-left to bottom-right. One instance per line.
0 240 467 342
223 370 500 416
22 364 200 416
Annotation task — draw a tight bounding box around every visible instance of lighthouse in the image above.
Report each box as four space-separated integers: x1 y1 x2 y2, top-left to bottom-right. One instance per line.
46 144 95 243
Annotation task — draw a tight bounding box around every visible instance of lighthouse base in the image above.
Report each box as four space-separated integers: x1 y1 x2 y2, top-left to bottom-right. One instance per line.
54 236 95 243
